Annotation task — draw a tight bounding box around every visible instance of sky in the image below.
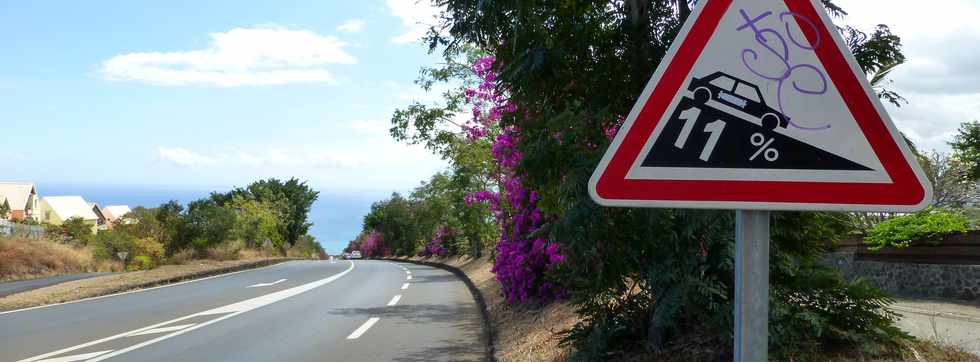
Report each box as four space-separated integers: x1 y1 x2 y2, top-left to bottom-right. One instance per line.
1 0 977 248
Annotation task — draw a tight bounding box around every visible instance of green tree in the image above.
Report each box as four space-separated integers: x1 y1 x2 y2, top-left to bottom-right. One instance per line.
54 216 93 243
950 120 980 180
363 193 420 255
227 195 283 250
155 200 187 254
213 178 319 247
183 199 236 255
0 199 10 219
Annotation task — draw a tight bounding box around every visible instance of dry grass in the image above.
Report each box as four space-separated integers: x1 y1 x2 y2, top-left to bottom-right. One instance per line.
0 236 120 281
0 258 289 312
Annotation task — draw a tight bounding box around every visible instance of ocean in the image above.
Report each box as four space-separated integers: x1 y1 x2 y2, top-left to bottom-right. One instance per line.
38 183 391 254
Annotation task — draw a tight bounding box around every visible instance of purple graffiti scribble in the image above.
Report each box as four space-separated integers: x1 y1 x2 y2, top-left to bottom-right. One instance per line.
737 8 831 130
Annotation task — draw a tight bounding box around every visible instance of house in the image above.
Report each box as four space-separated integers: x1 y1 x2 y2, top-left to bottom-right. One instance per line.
0 182 40 221
39 196 99 234
102 205 133 224
90 203 110 231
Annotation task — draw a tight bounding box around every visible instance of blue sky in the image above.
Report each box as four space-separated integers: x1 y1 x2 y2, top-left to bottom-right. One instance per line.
0 0 448 191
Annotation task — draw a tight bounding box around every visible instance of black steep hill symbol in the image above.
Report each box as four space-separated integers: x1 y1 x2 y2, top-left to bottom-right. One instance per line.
641 95 872 171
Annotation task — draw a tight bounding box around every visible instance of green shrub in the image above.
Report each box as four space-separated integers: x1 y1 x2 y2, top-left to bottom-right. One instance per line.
91 230 137 261
127 255 153 271
864 208 970 250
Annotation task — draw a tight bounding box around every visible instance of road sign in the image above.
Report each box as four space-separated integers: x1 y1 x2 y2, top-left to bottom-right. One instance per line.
589 0 932 212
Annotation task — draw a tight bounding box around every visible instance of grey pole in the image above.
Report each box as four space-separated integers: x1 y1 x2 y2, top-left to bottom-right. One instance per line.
734 210 770 362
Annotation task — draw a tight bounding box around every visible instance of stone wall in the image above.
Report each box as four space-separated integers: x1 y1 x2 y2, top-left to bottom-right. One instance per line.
824 251 980 302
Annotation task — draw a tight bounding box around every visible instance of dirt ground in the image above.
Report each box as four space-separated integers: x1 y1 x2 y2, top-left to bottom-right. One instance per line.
0 258 289 312
408 255 578 362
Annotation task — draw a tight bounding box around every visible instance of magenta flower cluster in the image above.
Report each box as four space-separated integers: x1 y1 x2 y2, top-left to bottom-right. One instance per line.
462 56 565 303
360 231 389 258
419 226 452 257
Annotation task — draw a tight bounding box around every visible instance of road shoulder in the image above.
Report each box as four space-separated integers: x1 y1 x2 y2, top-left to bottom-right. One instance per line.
0 258 295 313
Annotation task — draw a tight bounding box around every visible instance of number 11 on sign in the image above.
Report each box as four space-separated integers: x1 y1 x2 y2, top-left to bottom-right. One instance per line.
673 107 726 162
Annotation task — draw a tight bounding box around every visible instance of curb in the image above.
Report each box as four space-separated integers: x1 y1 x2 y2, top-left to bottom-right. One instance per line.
891 305 980 324
387 257 497 362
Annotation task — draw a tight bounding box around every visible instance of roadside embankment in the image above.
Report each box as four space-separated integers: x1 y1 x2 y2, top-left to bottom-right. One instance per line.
0 236 118 282
389 255 578 362
0 257 294 312
392 255 980 362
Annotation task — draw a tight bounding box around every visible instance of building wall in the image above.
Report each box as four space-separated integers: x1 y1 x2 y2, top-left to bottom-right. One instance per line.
9 210 26 221
38 200 98 234
825 251 980 302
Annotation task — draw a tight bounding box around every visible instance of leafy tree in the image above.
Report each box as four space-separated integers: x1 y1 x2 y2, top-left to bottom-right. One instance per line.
363 193 420 255
919 151 980 207
154 200 186 254
0 199 10 219
212 178 319 247
950 120 980 180
54 216 93 243
183 199 236 255
227 195 283 250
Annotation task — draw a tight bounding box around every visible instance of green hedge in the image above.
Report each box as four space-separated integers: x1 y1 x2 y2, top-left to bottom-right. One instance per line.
864 208 970 250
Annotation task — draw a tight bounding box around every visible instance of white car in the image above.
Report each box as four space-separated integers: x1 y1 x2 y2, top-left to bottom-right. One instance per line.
350 251 362 259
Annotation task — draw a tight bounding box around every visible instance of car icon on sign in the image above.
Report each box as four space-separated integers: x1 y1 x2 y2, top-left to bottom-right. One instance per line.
688 72 789 130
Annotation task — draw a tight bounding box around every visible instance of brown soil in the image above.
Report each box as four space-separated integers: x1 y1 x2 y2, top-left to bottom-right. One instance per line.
0 258 290 312
406 255 578 362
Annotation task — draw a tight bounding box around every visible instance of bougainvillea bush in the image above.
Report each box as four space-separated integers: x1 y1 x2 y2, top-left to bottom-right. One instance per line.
462 55 565 303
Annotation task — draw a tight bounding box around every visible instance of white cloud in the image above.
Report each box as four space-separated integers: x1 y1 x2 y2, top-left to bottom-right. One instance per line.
100 25 357 87
337 19 366 33
835 0 980 152
156 147 217 167
386 0 442 44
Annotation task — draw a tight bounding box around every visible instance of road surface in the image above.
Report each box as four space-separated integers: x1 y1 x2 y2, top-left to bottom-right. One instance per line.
0 260 485 362
0 273 117 298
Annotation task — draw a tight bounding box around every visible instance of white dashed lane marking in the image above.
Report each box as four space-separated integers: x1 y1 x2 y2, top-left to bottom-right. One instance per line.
346 318 380 340
387 295 402 306
401 283 409 290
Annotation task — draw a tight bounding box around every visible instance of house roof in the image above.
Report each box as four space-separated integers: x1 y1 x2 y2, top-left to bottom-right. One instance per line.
103 205 133 220
43 196 98 221
0 182 36 210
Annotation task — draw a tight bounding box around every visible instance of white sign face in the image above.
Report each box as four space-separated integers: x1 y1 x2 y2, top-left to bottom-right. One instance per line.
589 0 932 212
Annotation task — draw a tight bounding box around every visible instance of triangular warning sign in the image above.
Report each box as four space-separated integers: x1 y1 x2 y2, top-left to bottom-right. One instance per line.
589 0 931 212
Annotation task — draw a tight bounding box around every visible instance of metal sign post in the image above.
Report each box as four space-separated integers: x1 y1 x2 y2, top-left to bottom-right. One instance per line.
734 210 769 362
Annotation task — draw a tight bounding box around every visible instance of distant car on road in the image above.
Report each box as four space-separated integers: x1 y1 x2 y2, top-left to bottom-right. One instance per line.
688 71 788 130
350 251 362 259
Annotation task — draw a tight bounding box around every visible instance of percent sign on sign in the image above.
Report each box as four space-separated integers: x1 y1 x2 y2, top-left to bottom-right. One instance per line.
749 133 779 162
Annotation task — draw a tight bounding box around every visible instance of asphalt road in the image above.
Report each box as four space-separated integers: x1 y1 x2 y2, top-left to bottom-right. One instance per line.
0 260 484 362
0 273 117 298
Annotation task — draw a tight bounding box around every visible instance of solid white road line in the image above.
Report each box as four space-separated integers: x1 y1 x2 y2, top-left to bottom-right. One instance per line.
407 275 412 280
19 261 356 362
247 279 287 288
406 270 411 275
401 283 409 290
346 317 380 340
387 295 402 306
0 261 296 315
35 350 113 362
127 324 195 337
